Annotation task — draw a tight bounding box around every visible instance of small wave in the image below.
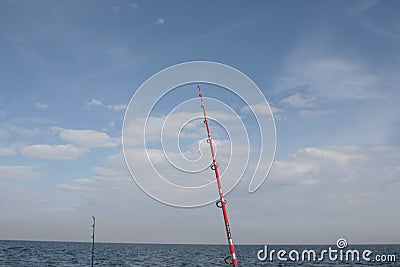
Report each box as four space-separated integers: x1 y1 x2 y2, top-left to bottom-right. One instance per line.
6 246 25 250
5 246 32 252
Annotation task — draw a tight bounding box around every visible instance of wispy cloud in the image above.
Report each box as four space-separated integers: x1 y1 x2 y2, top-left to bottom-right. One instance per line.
55 144 400 243
300 109 332 118
199 14 265 40
280 93 314 108
5 124 40 136
251 145 400 217
57 153 130 194
53 127 120 149
0 165 42 180
112 6 120 12
129 3 139 9
0 146 16 156
112 2 139 12
20 144 87 160
123 111 239 147
241 102 274 115
19 127 120 160
156 18 165 25
106 104 126 111
86 98 102 108
34 101 49 109
241 102 285 120
86 98 126 111
363 22 400 40
274 56 384 103
347 0 399 40
268 145 400 189
346 0 380 15
58 165 128 193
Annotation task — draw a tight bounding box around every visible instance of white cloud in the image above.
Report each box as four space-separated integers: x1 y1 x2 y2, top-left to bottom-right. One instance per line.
0 165 42 180
20 144 87 160
53 127 120 149
86 98 102 107
0 147 15 156
60 126 249 203
241 102 274 115
34 101 48 109
32 117 57 124
293 146 368 163
280 92 314 108
241 102 284 121
58 177 97 192
58 166 127 193
268 145 398 189
123 111 240 147
227 144 400 242
270 106 284 115
300 109 331 117
106 104 126 111
156 18 165 25
57 153 130 193
54 144 400 243
0 129 7 138
5 124 40 136
19 127 120 160
275 57 384 103
86 98 126 111
108 120 115 130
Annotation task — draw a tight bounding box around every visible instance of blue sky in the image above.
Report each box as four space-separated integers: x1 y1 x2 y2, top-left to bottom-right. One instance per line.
0 0 399 244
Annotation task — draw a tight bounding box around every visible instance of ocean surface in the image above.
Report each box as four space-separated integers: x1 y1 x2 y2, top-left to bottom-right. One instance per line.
0 240 398 266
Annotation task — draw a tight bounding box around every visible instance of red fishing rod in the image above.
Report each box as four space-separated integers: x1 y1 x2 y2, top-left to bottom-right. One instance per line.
197 85 238 267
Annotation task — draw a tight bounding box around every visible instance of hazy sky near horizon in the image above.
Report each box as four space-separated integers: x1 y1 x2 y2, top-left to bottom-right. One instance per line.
0 0 399 245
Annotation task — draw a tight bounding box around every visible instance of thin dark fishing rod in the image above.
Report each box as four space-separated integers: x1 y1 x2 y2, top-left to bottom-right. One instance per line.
91 216 95 267
197 85 238 267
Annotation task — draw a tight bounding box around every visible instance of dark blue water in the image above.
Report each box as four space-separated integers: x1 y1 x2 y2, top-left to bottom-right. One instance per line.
0 240 398 266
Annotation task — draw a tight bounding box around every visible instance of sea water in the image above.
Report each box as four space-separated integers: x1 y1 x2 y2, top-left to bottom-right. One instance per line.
0 240 398 266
